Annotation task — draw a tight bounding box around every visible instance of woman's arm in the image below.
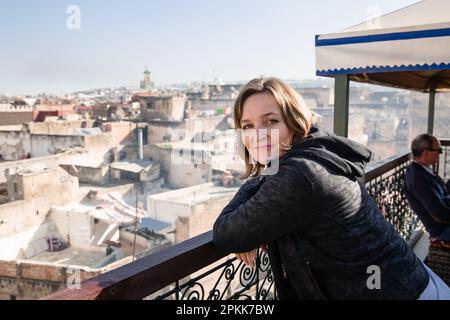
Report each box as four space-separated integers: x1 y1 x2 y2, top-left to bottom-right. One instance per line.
218 176 266 217
213 161 315 253
216 176 267 266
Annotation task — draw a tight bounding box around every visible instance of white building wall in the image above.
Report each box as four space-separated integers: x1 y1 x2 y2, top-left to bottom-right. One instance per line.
49 208 70 242
146 198 190 225
167 151 212 188
68 212 92 249
0 130 31 160
30 135 84 158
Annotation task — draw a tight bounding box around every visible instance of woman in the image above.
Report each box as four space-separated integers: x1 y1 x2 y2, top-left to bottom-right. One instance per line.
213 77 450 299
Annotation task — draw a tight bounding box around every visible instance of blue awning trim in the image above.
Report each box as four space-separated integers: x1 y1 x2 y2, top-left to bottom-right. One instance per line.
316 62 450 76
315 27 450 47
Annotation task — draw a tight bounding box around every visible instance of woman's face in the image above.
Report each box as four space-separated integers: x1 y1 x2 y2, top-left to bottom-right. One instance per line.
240 92 294 165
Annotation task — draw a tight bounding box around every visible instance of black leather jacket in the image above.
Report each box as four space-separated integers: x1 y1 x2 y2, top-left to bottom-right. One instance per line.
213 126 429 299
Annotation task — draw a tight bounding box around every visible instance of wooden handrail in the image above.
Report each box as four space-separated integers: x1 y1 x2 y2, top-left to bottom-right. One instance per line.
44 231 225 300
363 152 411 183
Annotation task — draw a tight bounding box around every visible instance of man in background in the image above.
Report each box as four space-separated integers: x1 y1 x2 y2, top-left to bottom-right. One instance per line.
405 133 450 241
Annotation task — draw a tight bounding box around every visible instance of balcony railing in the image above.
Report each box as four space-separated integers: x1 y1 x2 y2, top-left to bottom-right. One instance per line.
438 139 450 182
45 140 450 300
364 152 420 242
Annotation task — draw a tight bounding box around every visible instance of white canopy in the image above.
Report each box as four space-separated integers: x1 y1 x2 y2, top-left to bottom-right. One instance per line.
315 0 450 92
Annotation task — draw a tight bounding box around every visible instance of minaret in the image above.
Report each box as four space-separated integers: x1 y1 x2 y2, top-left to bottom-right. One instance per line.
140 66 154 90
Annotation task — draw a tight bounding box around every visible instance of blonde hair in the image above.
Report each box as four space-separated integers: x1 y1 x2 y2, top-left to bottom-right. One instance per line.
234 77 316 179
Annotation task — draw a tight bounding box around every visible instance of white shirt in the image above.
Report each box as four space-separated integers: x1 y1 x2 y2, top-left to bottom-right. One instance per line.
418 262 450 300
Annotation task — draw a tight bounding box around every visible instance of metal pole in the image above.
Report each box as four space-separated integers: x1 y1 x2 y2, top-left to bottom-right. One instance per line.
427 89 436 135
333 74 350 137
132 182 139 261
138 128 143 160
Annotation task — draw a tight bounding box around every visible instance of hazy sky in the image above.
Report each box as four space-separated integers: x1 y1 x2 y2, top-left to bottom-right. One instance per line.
0 0 419 95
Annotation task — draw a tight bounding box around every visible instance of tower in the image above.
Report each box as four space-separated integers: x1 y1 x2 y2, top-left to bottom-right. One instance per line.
140 66 154 91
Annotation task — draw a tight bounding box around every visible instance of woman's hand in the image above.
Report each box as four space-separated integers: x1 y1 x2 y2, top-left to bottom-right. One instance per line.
235 249 257 267
235 244 267 267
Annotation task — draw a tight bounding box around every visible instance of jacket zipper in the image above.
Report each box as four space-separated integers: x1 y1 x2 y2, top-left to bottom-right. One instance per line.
306 259 328 300
281 263 288 279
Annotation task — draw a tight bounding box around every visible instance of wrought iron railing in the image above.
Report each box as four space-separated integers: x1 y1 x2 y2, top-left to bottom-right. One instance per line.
45 147 436 300
363 152 420 242
152 250 275 300
438 139 450 182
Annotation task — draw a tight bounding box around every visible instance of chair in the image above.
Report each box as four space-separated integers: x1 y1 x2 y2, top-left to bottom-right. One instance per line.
427 239 450 286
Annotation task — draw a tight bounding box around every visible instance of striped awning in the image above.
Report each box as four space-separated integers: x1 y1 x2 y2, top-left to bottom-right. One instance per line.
315 0 450 92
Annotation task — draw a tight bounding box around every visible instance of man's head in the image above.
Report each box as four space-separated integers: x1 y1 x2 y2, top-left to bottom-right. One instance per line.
411 133 442 166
